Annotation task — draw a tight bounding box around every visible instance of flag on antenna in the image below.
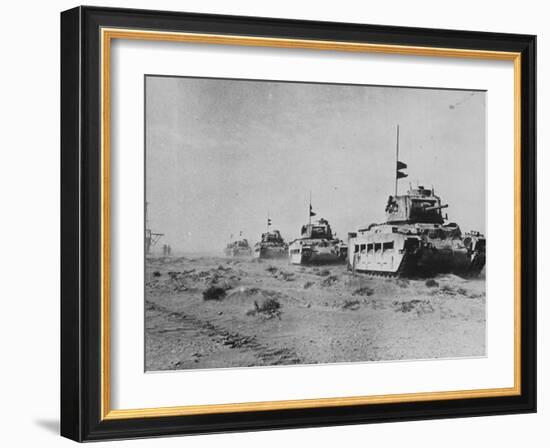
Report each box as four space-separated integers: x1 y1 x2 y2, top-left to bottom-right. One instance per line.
397 160 408 179
267 218 272 226
309 204 316 217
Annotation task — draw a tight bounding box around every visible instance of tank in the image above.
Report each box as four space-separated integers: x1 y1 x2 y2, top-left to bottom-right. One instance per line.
347 185 486 277
253 230 288 259
224 239 252 257
288 218 348 265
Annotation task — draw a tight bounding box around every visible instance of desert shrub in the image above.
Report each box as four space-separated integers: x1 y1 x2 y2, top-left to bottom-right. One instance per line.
467 291 484 299
248 298 282 319
457 287 467 296
342 299 361 310
152 271 161 277
202 285 227 301
265 265 278 274
352 286 374 297
208 272 222 284
392 299 434 314
172 281 187 292
303 281 314 289
256 298 281 313
393 300 412 312
439 284 455 294
425 279 439 288
317 269 331 277
278 271 295 281
321 275 339 287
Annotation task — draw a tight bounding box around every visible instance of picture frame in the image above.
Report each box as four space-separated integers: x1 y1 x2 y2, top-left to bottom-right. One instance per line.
60 5 536 442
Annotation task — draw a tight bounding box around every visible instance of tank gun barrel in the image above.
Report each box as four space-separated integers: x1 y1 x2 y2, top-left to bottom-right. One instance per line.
423 204 448 212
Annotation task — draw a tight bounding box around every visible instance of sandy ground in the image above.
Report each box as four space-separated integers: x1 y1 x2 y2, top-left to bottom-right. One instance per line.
145 256 486 371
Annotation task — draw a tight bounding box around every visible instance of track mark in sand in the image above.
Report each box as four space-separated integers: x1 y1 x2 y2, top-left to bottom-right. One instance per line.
146 300 302 366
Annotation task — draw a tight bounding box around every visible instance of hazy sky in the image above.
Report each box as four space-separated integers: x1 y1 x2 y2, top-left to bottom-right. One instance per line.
145 76 485 254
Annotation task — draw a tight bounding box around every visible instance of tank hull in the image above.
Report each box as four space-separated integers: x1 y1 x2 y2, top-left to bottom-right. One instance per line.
224 247 252 257
253 244 288 259
288 239 346 265
348 224 485 277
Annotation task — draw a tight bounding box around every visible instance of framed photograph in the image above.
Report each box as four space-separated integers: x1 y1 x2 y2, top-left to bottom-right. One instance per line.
60 6 536 441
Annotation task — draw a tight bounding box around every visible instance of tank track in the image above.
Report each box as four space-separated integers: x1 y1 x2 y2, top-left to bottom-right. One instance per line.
349 246 486 279
467 250 486 276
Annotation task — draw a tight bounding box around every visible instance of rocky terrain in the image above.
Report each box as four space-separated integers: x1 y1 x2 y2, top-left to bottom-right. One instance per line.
145 256 486 371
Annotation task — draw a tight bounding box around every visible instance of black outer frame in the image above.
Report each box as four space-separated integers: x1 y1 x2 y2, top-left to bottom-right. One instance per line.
60 6 536 442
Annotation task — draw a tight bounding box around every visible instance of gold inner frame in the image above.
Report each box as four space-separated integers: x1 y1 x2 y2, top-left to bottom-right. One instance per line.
100 27 522 420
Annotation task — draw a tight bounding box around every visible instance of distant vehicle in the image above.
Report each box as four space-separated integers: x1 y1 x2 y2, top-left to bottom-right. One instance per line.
224 239 252 257
348 126 485 277
253 229 288 259
288 213 347 265
145 201 164 255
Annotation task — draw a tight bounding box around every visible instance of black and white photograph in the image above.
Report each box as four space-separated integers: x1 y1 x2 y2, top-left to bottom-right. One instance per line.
0 0 542 443
144 76 487 371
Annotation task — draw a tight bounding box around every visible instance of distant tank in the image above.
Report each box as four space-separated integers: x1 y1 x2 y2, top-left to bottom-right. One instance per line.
253 230 288 259
348 186 485 277
224 239 252 257
288 216 347 265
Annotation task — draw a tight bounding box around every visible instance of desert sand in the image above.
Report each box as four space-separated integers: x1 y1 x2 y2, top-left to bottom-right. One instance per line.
145 256 486 371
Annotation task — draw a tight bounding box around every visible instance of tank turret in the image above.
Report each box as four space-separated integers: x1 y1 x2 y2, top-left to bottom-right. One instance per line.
385 186 448 225
300 218 333 239
261 229 284 244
